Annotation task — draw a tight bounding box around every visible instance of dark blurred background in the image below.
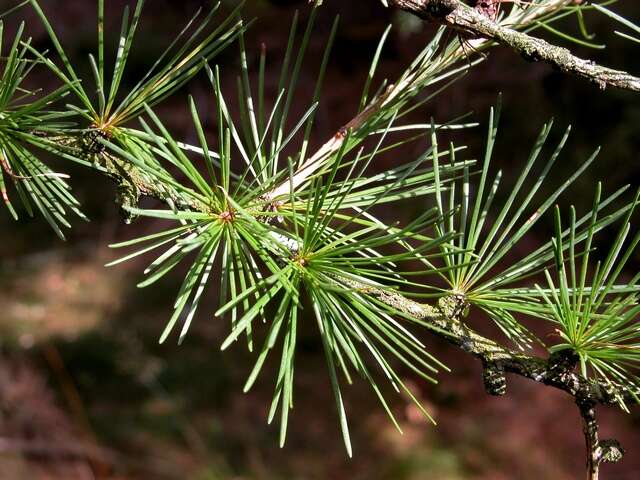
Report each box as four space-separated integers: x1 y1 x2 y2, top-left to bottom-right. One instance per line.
1 1 640 479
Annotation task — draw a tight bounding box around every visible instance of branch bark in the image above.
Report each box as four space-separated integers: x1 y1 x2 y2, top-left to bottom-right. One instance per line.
335 277 631 479
577 399 625 480
337 280 638 407
390 0 640 92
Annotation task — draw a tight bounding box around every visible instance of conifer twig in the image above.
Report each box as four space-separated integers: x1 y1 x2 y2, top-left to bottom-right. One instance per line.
577 399 625 480
389 0 640 92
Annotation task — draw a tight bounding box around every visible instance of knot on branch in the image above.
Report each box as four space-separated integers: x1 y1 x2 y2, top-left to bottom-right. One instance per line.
481 360 507 396
547 349 578 375
390 0 456 20
425 0 457 17
115 183 141 225
575 398 624 473
81 128 110 156
437 292 469 320
596 439 625 465
257 197 285 225
471 0 499 21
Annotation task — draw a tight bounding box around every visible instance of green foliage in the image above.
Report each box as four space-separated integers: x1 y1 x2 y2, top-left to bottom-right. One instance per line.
29 0 244 131
0 18 84 237
540 192 640 400
106 7 473 449
428 97 635 350
24 0 246 220
106 102 295 346
213 139 457 454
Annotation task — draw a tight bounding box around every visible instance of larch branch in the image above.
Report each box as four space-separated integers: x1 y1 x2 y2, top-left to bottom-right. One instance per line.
389 0 640 92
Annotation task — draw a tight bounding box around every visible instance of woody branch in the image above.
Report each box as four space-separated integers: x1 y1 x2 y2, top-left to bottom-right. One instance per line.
389 0 640 92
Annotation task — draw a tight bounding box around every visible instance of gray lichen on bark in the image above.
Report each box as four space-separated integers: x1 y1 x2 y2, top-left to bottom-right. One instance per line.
390 0 640 92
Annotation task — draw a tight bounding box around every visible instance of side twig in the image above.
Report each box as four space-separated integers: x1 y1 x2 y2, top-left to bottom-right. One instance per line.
389 0 640 92
577 399 625 480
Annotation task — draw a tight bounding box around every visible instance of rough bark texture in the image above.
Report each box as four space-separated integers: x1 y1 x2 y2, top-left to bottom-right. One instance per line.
577 399 625 480
390 0 640 92
337 280 631 479
339 282 637 407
